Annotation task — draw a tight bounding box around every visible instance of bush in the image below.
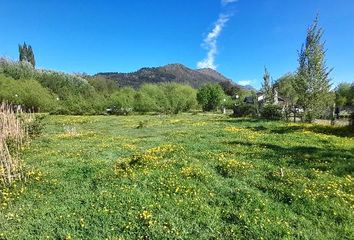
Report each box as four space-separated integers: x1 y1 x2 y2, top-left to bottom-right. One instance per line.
0 60 103 115
25 114 46 137
162 83 197 114
197 84 224 111
110 87 136 115
261 105 283 120
0 74 57 112
132 83 197 114
233 104 257 117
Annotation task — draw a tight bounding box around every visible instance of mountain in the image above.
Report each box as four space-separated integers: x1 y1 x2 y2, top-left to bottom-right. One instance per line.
95 64 246 89
242 85 257 91
196 68 232 82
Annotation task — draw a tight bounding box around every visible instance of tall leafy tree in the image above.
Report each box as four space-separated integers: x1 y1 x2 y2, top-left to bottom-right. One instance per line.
18 42 36 68
294 16 334 122
262 67 273 104
27 45 36 68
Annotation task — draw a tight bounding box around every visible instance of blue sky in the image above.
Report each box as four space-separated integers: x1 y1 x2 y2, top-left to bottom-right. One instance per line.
1 0 353 89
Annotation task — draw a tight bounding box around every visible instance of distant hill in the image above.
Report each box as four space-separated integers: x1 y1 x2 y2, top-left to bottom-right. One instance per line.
95 64 248 89
242 85 257 91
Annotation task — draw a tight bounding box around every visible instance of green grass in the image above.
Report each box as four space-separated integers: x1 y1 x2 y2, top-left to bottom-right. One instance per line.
1 114 353 239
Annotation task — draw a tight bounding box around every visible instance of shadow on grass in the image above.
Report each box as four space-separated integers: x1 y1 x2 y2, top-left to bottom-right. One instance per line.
227 140 354 176
222 117 354 138
220 118 263 124
270 125 354 138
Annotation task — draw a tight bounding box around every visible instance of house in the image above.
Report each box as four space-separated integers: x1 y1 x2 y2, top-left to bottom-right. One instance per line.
243 89 287 107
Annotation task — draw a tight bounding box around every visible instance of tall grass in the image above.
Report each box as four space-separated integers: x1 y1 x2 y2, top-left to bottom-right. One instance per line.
0 103 33 185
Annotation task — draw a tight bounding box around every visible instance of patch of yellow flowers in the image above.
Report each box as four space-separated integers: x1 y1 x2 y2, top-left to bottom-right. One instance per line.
139 210 155 227
224 126 264 140
115 144 176 176
180 165 206 179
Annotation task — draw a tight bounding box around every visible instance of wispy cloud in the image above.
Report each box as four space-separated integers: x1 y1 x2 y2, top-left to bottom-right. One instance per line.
221 0 238 6
197 1 239 70
197 14 230 70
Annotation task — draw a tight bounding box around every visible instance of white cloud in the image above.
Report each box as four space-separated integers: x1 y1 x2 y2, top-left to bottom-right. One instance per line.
221 0 238 6
238 80 252 86
197 14 230 70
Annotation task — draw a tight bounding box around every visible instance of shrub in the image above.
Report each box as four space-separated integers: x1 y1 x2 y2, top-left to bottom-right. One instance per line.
260 105 283 120
197 84 224 111
0 60 103 115
233 103 257 117
0 74 57 112
162 83 197 114
110 87 136 115
0 59 35 80
24 114 46 137
132 83 197 114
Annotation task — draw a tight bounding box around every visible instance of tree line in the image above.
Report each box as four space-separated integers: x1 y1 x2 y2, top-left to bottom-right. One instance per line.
0 59 201 115
1 16 352 121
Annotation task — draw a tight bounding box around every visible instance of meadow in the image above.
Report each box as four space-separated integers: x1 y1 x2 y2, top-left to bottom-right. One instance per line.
0 113 353 239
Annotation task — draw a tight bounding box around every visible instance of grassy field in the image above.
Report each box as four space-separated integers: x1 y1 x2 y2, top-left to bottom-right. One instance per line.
1 113 353 239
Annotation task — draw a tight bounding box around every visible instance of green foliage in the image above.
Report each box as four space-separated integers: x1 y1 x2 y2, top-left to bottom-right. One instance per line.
86 76 119 96
109 87 136 115
335 82 354 107
276 74 298 105
109 84 197 115
132 83 197 114
0 60 106 114
262 67 274 104
260 105 283 120
0 74 57 111
197 83 224 111
222 96 236 109
0 59 35 80
134 84 163 113
294 16 334 122
233 103 257 117
219 81 240 96
162 83 197 114
25 114 47 138
275 74 299 120
18 42 35 68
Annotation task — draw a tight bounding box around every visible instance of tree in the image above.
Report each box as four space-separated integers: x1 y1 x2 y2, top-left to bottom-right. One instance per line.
294 16 334 122
197 83 224 111
87 76 119 96
19 43 27 62
27 45 36 68
275 74 299 121
18 42 35 68
219 81 240 97
162 83 197 114
262 67 273 104
335 83 353 107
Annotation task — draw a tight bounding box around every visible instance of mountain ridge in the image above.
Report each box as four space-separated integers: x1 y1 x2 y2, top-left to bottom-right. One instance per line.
95 64 252 90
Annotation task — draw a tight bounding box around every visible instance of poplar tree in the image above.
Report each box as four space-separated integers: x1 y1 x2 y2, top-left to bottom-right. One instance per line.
294 16 334 122
262 67 273 104
18 42 36 68
27 45 36 68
